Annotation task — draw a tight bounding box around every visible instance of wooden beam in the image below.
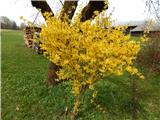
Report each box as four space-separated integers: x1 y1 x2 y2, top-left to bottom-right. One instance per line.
31 0 54 17
59 0 78 19
80 1 106 22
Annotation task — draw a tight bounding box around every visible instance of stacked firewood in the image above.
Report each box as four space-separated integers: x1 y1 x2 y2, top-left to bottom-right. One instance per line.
23 26 34 48
23 26 42 53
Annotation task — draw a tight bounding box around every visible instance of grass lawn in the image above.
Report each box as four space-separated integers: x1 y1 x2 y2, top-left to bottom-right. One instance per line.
1 30 160 120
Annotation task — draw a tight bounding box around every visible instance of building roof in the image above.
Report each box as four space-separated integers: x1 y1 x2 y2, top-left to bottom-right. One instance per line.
113 21 144 27
131 24 160 32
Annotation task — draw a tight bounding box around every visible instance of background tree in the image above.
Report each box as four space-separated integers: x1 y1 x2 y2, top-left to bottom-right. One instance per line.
0 16 18 29
19 22 26 30
12 21 18 29
145 0 160 22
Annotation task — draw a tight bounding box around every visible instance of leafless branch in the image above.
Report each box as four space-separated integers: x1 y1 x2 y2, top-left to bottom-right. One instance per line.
32 12 40 25
145 0 160 22
59 0 64 7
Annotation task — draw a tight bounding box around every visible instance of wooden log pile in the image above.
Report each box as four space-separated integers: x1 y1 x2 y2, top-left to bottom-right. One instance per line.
23 26 41 49
23 27 34 48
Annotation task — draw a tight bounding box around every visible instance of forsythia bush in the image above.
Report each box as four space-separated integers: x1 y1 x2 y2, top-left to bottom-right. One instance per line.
40 11 144 118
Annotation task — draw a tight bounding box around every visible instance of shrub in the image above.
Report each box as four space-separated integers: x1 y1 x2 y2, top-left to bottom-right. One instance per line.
137 32 160 73
39 10 145 119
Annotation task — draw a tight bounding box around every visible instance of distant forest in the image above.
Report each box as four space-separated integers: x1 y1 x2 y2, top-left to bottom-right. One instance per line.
0 16 25 30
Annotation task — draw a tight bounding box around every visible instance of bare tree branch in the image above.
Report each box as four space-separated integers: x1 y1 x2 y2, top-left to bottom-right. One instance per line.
145 0 160 22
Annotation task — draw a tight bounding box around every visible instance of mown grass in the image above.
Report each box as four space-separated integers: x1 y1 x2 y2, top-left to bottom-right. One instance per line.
1 30 160 120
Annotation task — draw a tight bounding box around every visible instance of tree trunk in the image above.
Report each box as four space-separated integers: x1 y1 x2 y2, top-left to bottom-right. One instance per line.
46 62 60 86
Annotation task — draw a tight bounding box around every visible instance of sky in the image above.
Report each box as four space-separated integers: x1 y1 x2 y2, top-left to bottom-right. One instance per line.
0 0 147 26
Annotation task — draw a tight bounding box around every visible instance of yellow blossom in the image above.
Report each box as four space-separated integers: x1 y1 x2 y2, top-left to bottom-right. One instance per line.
38 6 146 115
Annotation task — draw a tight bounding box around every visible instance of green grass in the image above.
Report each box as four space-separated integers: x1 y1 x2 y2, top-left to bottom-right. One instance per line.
1 30 160 120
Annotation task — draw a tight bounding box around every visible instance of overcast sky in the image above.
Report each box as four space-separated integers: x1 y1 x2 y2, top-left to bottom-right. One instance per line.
0 0 147 26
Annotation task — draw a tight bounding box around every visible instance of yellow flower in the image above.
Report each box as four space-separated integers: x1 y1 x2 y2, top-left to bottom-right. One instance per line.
140 75 145 80
92 93 97 98
38 10 145 115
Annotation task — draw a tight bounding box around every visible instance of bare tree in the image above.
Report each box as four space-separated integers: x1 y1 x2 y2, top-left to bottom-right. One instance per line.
145 0 160 22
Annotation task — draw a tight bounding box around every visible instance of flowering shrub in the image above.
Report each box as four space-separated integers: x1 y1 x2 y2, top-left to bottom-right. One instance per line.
40 11 144 119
